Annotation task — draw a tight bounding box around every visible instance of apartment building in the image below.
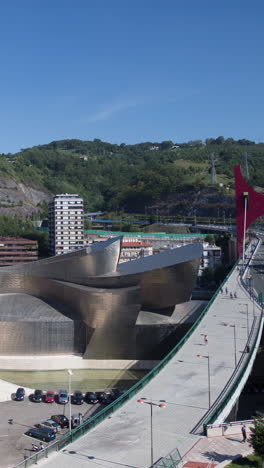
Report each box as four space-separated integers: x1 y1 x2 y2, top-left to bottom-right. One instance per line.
48 194 84 256
0 237 38 266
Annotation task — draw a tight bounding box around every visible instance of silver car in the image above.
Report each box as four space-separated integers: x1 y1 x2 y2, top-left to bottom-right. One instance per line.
39 419 61 432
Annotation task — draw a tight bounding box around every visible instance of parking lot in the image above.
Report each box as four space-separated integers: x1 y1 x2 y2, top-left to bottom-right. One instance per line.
0 392 100 468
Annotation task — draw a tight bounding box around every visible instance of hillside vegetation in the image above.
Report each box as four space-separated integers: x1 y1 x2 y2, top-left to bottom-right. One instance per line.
1 137 264 216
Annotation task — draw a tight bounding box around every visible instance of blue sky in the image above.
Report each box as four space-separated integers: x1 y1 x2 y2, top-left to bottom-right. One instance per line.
1 0 264 153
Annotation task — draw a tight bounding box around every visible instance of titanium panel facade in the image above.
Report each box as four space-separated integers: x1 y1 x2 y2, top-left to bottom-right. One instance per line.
0 238 203 358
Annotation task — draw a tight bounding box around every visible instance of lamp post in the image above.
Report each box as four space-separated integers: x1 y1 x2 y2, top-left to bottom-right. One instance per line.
197 354 211 408
137 398 166 466
68 369 73 432
239 303 249 339
223 323 237 367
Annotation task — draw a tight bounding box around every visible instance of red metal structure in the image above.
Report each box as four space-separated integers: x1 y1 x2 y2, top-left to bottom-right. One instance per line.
235 165 264 256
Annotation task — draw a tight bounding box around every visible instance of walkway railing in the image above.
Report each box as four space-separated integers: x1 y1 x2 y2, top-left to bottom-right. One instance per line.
191 312 263 434
191 237 263 434
12 258 241 467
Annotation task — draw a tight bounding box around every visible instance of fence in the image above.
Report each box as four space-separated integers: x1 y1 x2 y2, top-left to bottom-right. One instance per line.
13 254 241 468
191 237 264 434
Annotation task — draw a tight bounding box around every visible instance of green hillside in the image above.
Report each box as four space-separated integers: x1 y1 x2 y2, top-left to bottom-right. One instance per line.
1 137 264 215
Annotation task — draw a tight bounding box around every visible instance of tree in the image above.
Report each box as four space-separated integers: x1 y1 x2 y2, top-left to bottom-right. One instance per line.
215 136 225 145
160 140 174 150
205 234 215 245
250 417 264 467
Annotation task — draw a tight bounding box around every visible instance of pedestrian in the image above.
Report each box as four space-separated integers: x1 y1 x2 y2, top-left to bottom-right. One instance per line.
234 291 237 299
225 287 228 295
204 334 208 344
241 425 247 442
230 292 233 299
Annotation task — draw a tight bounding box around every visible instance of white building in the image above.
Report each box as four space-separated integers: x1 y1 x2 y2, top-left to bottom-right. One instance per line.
199 242 222 276
48 194 84 256
120 241 153 263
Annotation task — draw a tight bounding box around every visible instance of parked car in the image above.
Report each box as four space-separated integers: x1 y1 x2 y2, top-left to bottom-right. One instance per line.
34 424 56 436
32 389 43 403
72 413 83 428
96 391 112 404
111 389 124 401
72 390 84 405
25 426 55 442
85 392 98 404
14 387 25 401
51 414 69 428
57 389 68 404
45 391 55 403
37 419 61 433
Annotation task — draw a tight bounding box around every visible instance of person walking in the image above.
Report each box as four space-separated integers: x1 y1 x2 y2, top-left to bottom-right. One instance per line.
234 291 237 299
241 425 247 442
204 335 208 344
225 287 228 295
230 292 233 299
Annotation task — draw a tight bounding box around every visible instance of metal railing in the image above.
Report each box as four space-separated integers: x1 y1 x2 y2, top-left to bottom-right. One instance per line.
12 257 241 468
153 447 182 468
191 312 263 434
190 237 263 434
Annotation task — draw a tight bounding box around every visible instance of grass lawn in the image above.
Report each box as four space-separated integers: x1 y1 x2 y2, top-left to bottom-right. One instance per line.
227 454 262 468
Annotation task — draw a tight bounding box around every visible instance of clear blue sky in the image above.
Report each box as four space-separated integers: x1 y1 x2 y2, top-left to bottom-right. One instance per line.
1 0 264 153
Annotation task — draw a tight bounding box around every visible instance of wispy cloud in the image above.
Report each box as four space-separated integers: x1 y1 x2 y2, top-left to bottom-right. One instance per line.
86 99 141 123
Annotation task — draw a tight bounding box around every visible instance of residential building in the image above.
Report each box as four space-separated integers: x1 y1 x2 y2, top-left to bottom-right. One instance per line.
48 194 84 256
199 243 222 276
120 241 153 262
0 237 38 266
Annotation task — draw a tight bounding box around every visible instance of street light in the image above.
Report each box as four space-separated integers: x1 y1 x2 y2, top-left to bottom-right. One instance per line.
239 303 249 339
137 398 166 466
223 323 237 367
68 369 73 432
197 354 211 408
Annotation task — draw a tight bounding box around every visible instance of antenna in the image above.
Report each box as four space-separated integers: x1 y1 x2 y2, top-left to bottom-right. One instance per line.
243 152 249 179
210 153 216 184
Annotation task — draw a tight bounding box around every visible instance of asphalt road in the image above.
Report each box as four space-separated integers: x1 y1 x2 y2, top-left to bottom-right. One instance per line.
0 394 99 468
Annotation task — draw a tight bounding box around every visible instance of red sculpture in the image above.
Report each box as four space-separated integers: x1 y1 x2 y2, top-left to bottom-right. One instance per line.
235 165 264 256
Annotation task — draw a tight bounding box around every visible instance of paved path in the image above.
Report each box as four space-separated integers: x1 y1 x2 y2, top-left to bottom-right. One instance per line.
40 249 260 468
184 434 252 466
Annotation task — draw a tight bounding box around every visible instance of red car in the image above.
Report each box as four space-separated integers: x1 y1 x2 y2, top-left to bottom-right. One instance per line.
45 391 55 403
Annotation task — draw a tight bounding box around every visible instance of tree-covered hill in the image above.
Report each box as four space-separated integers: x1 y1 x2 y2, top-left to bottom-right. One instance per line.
1 136 264 217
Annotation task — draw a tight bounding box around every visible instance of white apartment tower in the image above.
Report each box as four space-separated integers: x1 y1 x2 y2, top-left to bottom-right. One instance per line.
48 194 84 256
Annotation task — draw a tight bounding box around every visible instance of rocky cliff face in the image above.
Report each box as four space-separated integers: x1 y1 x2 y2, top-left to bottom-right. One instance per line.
0 177 50 216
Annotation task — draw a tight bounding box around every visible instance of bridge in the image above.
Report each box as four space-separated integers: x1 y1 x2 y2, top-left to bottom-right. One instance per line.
22 237 263 468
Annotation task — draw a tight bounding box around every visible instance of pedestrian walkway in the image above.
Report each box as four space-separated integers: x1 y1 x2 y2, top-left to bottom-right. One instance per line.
40 245 260 468
183 434 252 467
